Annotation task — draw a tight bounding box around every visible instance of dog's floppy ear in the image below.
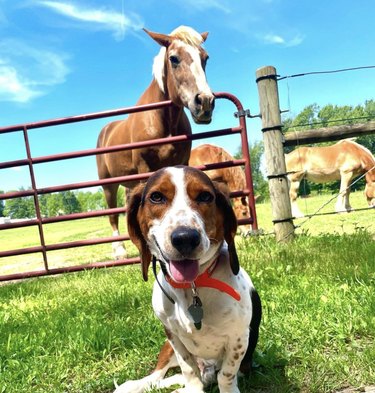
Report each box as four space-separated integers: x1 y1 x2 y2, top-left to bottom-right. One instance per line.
213 182 240 275
127 183 152 281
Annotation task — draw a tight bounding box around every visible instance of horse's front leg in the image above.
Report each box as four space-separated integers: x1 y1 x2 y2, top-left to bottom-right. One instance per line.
336 172 353 213
287 173 305 218
103 183 127 259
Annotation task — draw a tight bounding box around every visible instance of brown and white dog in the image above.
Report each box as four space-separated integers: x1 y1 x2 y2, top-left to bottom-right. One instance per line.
115 166 261 393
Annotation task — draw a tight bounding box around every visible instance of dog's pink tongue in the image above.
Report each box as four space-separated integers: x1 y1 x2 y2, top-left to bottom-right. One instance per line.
169 259 199 283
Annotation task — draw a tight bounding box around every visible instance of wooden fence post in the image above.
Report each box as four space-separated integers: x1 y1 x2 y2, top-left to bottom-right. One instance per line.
255 66 294 242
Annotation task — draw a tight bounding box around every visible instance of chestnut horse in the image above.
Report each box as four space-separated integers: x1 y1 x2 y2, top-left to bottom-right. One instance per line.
285 139 375 217
189 143 251 234
97 26 215 258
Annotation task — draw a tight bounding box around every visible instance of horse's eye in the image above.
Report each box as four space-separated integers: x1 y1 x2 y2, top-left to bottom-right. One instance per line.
196 191 214 203
149 192 166 204
169 55 180 67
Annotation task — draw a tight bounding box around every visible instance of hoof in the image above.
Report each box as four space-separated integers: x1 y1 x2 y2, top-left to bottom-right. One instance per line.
112 242 127 260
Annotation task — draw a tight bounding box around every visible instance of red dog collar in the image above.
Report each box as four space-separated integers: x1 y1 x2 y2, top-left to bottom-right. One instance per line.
165 258 241 301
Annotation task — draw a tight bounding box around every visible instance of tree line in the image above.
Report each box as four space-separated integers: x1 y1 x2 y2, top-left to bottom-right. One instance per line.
0 188 125 220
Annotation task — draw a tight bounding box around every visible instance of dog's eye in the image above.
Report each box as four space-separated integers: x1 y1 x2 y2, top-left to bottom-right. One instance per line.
196 191 214 203
149 191 165 204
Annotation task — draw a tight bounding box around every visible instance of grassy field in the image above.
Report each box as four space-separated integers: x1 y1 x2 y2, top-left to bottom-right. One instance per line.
255 191 375 236
0 193 374 393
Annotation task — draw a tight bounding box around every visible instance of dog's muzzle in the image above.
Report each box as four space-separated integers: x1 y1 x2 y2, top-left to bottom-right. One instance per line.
167 226 201 283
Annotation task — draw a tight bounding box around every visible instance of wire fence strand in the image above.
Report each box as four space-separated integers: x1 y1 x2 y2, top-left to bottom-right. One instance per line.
278 65 375 81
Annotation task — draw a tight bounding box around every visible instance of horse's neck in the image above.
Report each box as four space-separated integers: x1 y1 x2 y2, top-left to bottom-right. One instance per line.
227 167 244 191
137 79 166 105
137 79 185 136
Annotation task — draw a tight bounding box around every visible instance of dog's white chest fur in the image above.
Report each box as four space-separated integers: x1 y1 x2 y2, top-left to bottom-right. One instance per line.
152 254 254 364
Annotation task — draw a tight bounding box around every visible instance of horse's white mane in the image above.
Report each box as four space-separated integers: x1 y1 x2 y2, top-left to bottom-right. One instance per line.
153 26 204 92
169 25 205 47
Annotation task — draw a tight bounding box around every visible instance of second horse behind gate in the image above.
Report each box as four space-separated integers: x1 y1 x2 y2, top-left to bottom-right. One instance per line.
189 143 252 234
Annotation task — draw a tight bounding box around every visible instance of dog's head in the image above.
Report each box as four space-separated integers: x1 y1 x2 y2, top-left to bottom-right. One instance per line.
127 166 239 282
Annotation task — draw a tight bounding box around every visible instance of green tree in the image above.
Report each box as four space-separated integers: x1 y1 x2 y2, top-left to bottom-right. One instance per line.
284 100 375 153
357 100 375 152
235 141 269 198
61 191 81 214
0 190 4 217
46 193 63 216
4 189 35 219
38 194 49 217
76 190 106 211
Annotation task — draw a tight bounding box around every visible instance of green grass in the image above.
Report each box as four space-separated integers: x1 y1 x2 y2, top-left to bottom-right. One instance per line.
256 191 375 236
0 217 136 275
0 195 374 392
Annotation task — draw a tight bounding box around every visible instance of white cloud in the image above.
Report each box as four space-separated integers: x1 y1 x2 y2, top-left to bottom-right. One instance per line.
261 32 304 47
37 1 143 40
286 34 305 47
263 34 285 45
0 64 41 103
0 40 70 103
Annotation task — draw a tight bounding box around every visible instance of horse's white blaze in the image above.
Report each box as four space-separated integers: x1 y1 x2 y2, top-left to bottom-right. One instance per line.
186 44 212 95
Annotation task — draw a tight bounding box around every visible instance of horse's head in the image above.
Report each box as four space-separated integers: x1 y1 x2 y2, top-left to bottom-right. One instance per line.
145 26 215 124
233 196 251 234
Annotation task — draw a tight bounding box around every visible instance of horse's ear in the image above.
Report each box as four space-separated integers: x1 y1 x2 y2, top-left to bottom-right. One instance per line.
201 32 209 42
143 28 172 47
213 181 239 275
127 183 152 281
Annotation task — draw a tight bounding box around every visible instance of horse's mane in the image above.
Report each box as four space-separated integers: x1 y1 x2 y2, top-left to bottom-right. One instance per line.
169 25 205 47
153 26 204 92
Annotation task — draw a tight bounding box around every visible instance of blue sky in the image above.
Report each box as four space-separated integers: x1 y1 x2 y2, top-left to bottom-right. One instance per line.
1 0 374 192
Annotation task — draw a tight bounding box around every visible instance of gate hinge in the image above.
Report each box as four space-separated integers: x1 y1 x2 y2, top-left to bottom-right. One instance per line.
234 109 261 119
234 109 251 118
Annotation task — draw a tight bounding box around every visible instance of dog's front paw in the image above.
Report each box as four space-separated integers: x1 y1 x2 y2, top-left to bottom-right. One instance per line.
114 379 146 393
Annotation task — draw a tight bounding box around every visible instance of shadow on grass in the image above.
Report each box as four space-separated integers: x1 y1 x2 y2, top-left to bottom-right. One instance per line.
243 366 299 393
237 350 299 393
201 351 298 393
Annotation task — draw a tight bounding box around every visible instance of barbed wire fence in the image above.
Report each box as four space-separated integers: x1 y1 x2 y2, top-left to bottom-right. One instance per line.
255 65 375 240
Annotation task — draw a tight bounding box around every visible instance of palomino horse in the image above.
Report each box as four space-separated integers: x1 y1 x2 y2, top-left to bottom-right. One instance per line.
285 139 375 217
97 26 215 258
189 143 251 234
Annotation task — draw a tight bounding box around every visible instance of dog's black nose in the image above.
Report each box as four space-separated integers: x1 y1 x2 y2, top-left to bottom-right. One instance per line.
171 226 201 256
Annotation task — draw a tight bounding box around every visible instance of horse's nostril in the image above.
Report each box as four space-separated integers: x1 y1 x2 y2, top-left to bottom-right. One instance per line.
195 94 202 106
171 226 201 256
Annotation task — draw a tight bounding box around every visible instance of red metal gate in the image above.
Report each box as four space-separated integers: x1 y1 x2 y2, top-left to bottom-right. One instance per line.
0 92 257 282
